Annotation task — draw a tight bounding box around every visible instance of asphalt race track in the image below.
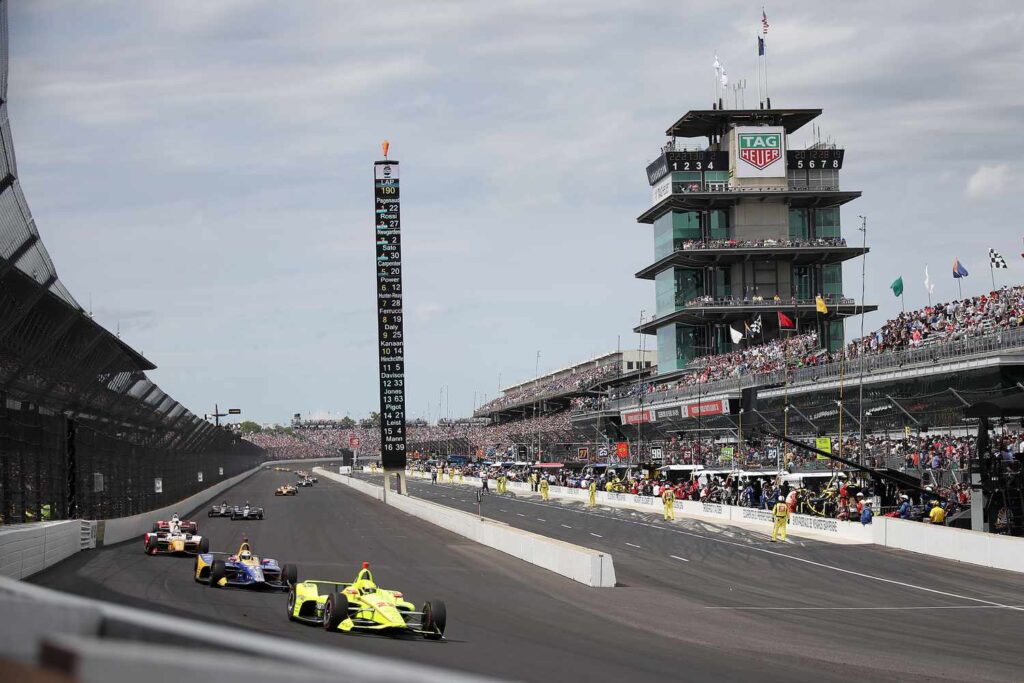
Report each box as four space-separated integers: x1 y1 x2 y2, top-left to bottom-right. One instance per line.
30 469 1024 682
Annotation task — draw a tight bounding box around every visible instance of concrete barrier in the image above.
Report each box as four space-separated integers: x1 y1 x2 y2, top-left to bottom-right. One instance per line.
316 468 615 588
0 520 95 580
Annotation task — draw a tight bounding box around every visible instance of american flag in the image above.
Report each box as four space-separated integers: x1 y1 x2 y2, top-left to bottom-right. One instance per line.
990 248 1008 269
762 9 769 35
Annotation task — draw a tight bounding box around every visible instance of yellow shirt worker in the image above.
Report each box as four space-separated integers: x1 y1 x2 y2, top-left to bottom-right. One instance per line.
588 481 597 507
771 496 789 542
662 488 676 521
539 478 549 501
928 501 946 524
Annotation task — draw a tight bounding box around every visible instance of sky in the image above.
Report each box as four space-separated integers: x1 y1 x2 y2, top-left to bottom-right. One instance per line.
8 1 1024 425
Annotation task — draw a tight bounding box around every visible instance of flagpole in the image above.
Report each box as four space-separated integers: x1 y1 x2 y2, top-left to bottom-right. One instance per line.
990 262 996 291
756 36 763 108
901 291 905 313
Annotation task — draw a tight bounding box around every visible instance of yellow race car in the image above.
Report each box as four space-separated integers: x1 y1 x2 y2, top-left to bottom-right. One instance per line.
275 485 297 496
287 562 445 640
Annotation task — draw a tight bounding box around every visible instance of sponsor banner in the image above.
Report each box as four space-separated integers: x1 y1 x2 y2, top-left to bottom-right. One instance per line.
791 515 839 534
154 478 162 494
651 175 671 205
740 507 775 524
654 406 682 421
633 495 655 507
734 126 786 178
623 410 651 425
701 502 725 516
606 492 629 503
720 446 734 461
815 436 832 461
686 399 725 418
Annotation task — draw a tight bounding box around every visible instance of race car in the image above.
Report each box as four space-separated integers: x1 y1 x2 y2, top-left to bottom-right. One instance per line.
194 539 296 590
231 503 264 520
297 478 314 487
287 562 446 640
208 502 236 517
144 514 208 556
275 485 297 496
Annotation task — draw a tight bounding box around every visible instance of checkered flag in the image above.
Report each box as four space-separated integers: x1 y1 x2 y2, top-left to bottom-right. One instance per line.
990 248 1008 269
749 314 762 335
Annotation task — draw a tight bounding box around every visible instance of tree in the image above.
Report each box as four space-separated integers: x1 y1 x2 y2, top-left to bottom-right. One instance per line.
339 416 356 429
239 421 262 434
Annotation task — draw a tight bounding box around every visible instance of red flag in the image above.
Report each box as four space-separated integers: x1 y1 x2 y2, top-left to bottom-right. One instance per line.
777 311 795 329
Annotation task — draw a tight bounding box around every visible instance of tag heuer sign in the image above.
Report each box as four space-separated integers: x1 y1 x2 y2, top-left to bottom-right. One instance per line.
734 126 786 178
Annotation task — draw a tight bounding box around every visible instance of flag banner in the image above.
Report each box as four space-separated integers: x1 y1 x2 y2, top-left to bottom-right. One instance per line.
778 311 795 329
762 9 770 34
730 327 744 344
989 248 1008 269
750 314 763 334
757 35 765 56
890 276 904 297
953 258 969 279
924 266 934 295
815 295 829 314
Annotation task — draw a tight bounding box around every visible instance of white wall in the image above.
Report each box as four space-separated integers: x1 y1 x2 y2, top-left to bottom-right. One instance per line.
317 469 615 588
0 520 94 579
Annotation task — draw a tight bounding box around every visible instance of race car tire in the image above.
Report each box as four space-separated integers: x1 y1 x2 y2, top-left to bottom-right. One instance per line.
210 560 226 588
198 536 210 554
324 591 348 630
422 600 446 640
258 512 264 520
208 510 214 517
286 586 297 621
282 563 298 586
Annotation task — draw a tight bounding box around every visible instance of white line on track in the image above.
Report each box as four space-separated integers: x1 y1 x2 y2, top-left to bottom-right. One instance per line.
516 513 525 517
704 610 1024 614
537 518 546 522
397 478 1023 612
561 524 572 529
625 542 641 548
590 533 602 538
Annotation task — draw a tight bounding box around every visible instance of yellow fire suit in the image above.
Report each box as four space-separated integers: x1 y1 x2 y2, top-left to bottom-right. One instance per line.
540 479 549 501
771 501 789 542
663 489 676 521
588 481 597 507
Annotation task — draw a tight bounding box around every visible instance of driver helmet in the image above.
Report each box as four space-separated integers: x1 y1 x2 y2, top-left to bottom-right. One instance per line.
170 513 180 523
240 548 252 560
778 496 784 502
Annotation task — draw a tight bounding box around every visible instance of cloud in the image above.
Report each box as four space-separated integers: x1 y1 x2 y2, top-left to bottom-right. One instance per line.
965 164 1012 200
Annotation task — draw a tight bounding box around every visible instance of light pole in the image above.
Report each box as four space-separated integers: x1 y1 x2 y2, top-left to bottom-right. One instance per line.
857 215 867 466
206 404 241 428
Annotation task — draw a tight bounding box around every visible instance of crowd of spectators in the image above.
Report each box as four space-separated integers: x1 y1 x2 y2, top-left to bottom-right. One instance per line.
577 285 1024 414
677 237 847 250
474 362 622 414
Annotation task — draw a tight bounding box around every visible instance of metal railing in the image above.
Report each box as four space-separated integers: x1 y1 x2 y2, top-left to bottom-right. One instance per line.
675 237 848 251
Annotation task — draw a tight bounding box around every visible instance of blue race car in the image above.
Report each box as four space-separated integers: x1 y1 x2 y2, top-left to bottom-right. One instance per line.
194 538 297 590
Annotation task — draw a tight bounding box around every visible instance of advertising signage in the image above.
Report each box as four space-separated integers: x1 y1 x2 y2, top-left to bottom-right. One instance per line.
733 126 786 178
374 155 407 471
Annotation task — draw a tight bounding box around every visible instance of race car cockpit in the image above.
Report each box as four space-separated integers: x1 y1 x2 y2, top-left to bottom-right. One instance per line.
353 562 377 594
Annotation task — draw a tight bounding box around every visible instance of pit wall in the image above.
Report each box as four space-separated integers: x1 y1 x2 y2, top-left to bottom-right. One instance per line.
0 458 340 580
316 469 615 588
401 470 1024 575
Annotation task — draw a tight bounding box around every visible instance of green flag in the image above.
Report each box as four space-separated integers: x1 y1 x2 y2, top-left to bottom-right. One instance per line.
890 276 904 297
